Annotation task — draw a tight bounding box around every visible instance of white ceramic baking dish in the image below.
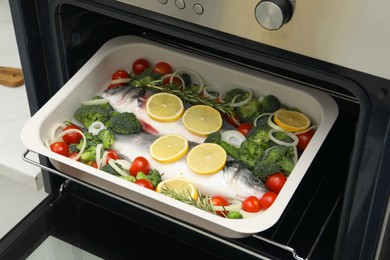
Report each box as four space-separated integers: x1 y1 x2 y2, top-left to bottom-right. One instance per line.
21 36 338 238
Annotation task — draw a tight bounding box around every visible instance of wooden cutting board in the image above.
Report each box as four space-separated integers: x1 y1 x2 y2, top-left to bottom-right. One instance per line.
0 67 24 87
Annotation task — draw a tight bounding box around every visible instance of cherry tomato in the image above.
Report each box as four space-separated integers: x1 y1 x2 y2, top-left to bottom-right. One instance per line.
211 196 229 217
112 69 130 80
90 161 98 168
297 129 315 151
68 152 80 161
50 141 69 157
134 179 154 190
237 123 253 137
259 191 277 210
265 172 287 193
152 61 172 76
132 58 150 74
105 150 119 164
162 76 182 86
62 125 82 144
242 196 261 213
129 156 150 177
225 114 240 128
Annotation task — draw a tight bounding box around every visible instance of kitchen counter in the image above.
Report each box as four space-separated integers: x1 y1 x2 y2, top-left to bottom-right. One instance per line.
0 0 43 190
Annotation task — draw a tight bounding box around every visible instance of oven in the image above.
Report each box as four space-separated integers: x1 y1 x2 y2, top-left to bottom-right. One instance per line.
1 0 389 259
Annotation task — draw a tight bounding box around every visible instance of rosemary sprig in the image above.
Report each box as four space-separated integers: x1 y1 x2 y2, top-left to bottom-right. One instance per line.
159 188 217 214
144 80 235 119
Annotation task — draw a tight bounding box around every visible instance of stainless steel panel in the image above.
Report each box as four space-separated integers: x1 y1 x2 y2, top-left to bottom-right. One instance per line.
117 0 390 79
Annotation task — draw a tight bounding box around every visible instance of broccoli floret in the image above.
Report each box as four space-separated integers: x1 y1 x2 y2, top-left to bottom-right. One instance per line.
68 143 79 153
119 175 137 182
97 129 115 149
253 145 296 181
131 68 161 87
227 211 243 219
247 124 272 147
76 132 100 150
237 98 262 124
238 139 265 170
145 169 162 188
100 163 120 176
224 88 251 104
268 131 294 147
73 103 114 128
135 169 161 188
80 145 97 162
279 157 295 175
107 111 142 135
259 95 281 113
204 132 239 160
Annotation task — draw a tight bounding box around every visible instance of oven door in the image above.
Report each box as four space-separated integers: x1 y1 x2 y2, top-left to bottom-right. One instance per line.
0 181 236 260
6 0 390 260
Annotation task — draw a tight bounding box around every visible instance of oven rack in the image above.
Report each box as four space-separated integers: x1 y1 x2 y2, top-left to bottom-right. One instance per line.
22 149 339 260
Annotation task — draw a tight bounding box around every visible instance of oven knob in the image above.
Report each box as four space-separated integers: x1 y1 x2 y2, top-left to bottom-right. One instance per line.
255 0 294 30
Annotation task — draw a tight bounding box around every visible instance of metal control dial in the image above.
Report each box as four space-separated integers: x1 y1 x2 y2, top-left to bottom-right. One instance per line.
255 0 294 30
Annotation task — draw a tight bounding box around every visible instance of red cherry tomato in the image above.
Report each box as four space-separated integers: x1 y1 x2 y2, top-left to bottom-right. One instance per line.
237 123 253 137
132 58 150 74
112 69 130 80
62 125 82 144
134 179 154 190
129 156 150 177
162 76 182 86
105 150 119 164
211 196 229 217
225 114 240 128
265 172 287 193
259 191 278 210
297 129 315 152
68 152 80 161
90 161 98 168
242 196 261 213
152 61 172 76
50 142 69 157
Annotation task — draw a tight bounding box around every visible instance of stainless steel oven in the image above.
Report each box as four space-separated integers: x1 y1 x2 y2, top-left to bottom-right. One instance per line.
2 0 389 259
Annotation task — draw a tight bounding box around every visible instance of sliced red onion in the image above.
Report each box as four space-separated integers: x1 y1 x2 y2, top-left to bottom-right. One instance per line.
51 128 86 161
253 113 272 127
268 129 299 147
228 88 253 108
108 159 129 177
294 124 317 135
88 121 107 135
95 143 103 169
221 130 246 148
116 159 132 171
171 69 204 93
267 112 286 132
110 78 131 85
203 86 223 100
212 199 242 212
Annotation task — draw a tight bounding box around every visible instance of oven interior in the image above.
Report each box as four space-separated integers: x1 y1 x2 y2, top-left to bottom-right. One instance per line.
9 2 376 259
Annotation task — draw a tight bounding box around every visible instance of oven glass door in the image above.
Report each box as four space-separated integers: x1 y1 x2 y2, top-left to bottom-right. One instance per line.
0 182 229 260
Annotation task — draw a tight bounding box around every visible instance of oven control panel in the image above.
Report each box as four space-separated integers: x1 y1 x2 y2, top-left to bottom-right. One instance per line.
117 0 390 80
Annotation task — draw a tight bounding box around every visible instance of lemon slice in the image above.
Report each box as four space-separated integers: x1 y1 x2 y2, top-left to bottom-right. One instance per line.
186 143 227 175
149 134 189 163
156 177 198 200
274 109 311 132
182 105 222 136
146 92 184 122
